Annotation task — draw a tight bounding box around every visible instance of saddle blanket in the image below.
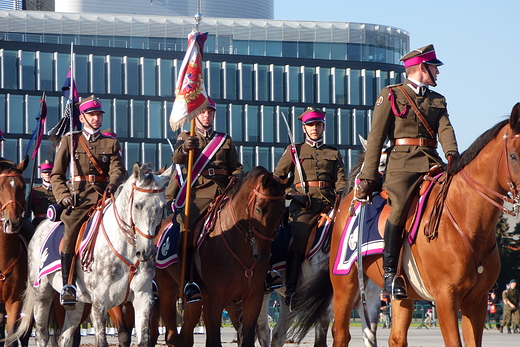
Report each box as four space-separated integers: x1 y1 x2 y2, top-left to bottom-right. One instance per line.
155 222 180 269
34 204 107 287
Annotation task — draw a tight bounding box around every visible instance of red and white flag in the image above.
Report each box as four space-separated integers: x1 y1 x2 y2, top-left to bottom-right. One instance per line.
169 30 209 131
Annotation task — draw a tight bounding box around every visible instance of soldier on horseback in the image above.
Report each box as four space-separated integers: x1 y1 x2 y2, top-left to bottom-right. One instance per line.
27 160 57 228
355 44 459 299
167 97 243 303
51 95 127 308
274 108 347 307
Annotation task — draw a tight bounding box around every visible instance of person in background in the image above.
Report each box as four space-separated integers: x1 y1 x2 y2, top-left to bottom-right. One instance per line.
501 279 520 333
27 160 57 228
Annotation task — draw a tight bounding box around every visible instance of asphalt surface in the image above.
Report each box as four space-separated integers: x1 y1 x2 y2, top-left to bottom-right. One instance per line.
25 324 520 346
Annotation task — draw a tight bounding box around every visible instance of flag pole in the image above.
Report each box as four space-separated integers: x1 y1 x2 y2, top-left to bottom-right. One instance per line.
179 0 204 303
68 43 76 209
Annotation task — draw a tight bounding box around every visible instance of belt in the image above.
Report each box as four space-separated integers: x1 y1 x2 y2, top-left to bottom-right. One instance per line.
35 214 46 218
390 138 438 148
296 181 334 188
200 169 228 176
73 175 109 183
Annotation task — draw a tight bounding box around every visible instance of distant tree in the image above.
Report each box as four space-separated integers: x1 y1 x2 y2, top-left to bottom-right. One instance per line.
496 213 520 288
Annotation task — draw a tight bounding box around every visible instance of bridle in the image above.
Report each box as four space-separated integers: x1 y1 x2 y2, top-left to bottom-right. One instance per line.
459 132 520 217
0 172 24 227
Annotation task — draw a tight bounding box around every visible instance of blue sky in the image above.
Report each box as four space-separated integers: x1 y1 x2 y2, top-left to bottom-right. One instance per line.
274 1 520 152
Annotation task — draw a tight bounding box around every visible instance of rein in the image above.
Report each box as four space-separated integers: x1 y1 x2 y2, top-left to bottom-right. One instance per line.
81 180 165 303
218 180 284 303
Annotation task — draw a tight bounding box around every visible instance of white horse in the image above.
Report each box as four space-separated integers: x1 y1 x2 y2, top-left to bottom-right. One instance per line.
257 249 382 347
8 163 171 347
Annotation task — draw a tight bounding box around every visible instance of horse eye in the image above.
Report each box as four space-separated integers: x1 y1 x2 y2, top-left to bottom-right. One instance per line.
510 153 518 162
255 206 261 214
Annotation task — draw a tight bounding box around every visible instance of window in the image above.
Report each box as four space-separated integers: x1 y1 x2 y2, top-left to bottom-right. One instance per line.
2 50 18 89
90 55 105 94
131 99 145 138
140 57 156 96
254 64 268 102
108 56 122 95
246 105 259 142
282 41 297 58
223 62 237 100
238 63 253 101
37 52 53 92
124 57 139 95
115 99 129 137
21 51 36 90
148 100 163 139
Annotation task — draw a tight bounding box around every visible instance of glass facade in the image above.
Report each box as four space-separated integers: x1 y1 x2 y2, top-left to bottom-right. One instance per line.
0 10 408 183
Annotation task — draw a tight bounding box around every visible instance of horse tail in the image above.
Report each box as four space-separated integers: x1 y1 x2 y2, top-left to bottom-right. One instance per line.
5 278 35 345
288 262 333 343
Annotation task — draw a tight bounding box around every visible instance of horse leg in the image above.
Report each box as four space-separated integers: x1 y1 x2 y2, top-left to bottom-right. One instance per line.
356 279 381 347
32 287 55 347
330 270 359 347
56 302 86 347
314 309 331 347
132 291 154 347
203 298 225 347
238 293 265 347
108 305 131 347
460 293 488 347
89 299 109 347
180 302 203 347
155 267 180 346
271 292 295 347
255 293 271 347
387 299 413 347
150 297 161 346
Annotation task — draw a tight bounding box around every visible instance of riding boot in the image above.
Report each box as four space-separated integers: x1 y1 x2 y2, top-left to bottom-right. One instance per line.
383 221 407 299
284 250 305 308
60 252 77 309
264 269 283 292
178 234 202 303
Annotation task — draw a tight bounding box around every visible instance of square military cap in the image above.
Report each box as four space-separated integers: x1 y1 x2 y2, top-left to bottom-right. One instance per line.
400 44 444 68
298 107 325 124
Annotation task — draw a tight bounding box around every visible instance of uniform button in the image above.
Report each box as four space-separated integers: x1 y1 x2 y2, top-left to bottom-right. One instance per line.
418 123 423 127
89 146 93 149
316 167 319 170
419 107 424 110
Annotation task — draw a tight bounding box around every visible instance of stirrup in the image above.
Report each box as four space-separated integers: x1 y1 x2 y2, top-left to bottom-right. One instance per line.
391 275 407 300
60 284 78 308
265 270 283 291
184 282 202 303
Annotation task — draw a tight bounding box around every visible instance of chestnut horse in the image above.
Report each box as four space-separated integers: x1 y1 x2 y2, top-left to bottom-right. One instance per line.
294 104 520 347
0 156 30 347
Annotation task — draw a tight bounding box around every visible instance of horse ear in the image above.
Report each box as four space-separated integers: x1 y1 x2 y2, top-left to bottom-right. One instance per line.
358 135 368 151
261 172 273 188
17 155 29 172
160 165 173 179
132 162 142 180
510 103 520 134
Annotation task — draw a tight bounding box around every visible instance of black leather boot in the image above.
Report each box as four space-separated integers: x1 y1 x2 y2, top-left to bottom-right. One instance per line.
60 252 77 309
284 250 304 309
383 221 407 300
178 235 202 304
264 269 283 292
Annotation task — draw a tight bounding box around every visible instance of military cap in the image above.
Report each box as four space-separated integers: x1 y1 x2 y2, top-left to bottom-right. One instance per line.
400 44 444 68
0 129 4 141
38 160 54 172
510 279 517 284
207 97 217 110
298 107 325 125
78 95 105 114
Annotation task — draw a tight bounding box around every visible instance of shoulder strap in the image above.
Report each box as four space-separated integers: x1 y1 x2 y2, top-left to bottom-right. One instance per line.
396 85 435 139
78 135 105 175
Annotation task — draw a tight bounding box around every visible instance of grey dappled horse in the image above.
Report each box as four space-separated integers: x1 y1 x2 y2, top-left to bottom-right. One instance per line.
8 164 171 347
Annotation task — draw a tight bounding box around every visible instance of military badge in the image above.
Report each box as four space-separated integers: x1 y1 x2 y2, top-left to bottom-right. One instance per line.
101 155 109 163
376 95 384 106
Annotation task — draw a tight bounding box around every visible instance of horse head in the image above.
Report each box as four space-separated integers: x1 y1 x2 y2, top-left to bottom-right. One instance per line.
500 103 520 207
0 155 28 234
117 163 172 262
237 167 293 262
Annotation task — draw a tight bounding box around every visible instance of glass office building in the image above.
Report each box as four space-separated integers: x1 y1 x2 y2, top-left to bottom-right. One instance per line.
0 10 408 180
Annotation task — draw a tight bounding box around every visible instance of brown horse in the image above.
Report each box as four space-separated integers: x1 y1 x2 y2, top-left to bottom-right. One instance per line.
0 156 30 347
294 104 520 347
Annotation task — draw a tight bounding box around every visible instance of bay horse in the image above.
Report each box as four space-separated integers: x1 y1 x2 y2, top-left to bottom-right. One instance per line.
197 166 291 347
8 163 171 347
294 104 520 346
0 156 30 347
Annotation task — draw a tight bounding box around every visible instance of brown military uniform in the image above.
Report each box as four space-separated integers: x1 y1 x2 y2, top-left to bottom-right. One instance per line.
27 183 56 228
51 131 126 254
274 140 347 253
171 128 243 231
501 287 520 329
359 79 458 226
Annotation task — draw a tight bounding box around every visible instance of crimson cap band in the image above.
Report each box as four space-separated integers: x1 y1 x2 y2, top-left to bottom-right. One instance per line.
39 160 54 172
78 95 105 114
298 107 325 124
0 129 4 141
207 97 216 110
399 44 443 68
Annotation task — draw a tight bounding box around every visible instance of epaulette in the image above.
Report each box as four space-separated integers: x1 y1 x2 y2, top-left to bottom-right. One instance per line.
63 130 82 137
100 133 117 139
386 82 403 88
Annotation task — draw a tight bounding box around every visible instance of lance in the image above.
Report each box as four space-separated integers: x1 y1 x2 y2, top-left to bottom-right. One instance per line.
68 43 77 212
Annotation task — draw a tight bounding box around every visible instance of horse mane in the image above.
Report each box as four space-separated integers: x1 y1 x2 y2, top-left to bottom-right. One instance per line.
448 119 509 175
228 166 272 198
0 161 19 174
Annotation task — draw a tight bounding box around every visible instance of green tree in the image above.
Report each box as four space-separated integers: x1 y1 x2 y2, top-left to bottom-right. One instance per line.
496 213 520 289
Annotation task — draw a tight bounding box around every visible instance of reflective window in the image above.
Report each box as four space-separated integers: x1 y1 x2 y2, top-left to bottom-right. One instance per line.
277 106 291 143
2 139 18 162
338 108 351 145
160 143 171 169
21 51 36 90
26 95 42 134
286 66 300 103
303 67 314 103
270 65 283 102
143 143 157 169
365 70 375 106
115 99 129 137
37 52 53 91
282 41 297 58
100 98 112 133
207 62 221 99
250 40 265 56
141 57 156 96
348 43 362 62
214 104 227 133
256 146 270 169
148 100 163 139
293 107 305 143
0 94 5 130
314 42 331 60
229 104 243 141
299 42 314 59
132 100 145 138
90 55 105 94
125 57 139 95
273 147 285 171
240 146 254 172
233 40 249 55
158 58 173 97
223 62 237 100
8 94 23 133
266 41 281 57
43 96 60 134
254 64 268 101
108 56 122 95
125 142 140 169
349 69 361 105
331 43 347 60
56 53 70 93
246 105 259 142
262 106 274 143
2 50 18 89
334 68 346 104
354 109 368 140
75 54 88 94
317 67 330 104
239 63 253 101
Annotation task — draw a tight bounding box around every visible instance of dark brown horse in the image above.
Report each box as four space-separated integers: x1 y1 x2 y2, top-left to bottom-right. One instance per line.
0 156 30 347
294 104 520 347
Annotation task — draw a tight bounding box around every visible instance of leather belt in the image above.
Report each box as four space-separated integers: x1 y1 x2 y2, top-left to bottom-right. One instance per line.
200 169 228 176
35 214 46 218
73 175 109 183
390 138 437 148
296 181 334 188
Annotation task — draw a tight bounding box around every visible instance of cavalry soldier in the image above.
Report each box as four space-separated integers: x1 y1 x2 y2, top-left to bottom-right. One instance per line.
27 160 57 228
51 95 126 308
274 107 347 307
169 97 243 303
355 44 459 299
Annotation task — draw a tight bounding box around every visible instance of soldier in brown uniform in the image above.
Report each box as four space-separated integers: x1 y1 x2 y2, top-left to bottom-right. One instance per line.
274 108 347 306
356 44 458 299
169 97 243 303
51 95 127 307
27 160 57 228
501 279 520 333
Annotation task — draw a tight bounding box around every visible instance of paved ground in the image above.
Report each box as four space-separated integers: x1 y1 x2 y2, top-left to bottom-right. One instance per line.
26 324 519 346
